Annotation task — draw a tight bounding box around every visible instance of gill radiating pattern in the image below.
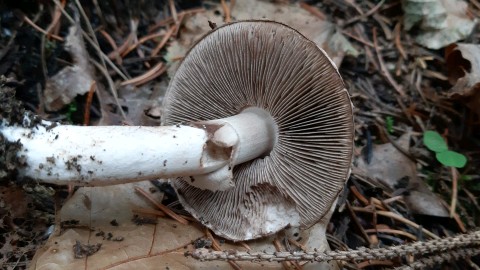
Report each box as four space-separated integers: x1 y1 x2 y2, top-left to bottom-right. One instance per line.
162 21 354 240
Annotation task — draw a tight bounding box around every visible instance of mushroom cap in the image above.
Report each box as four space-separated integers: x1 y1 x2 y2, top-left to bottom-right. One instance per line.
162 20 354 241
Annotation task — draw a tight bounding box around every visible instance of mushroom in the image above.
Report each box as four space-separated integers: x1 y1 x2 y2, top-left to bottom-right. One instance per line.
0 21 354 241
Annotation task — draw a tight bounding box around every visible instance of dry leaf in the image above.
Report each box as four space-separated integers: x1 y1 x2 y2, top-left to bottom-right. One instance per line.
166 0 357 76
402 0 477 49
117 84 163 126
355 132 449 217
31 181 336 269
44 25 94 111
445 43 480 118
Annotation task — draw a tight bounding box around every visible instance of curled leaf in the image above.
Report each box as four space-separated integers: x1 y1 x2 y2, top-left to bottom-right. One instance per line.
445 43 480 118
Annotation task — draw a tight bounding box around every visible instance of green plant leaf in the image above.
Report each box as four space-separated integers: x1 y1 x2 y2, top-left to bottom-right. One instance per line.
423 131 448 152
436 150 467 168
386 116 394 134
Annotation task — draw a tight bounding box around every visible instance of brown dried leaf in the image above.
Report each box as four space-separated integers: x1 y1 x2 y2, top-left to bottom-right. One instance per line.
31 182 203 269
355 132 449 217
31 181 335 269
44 25 94 111
445 43 480 117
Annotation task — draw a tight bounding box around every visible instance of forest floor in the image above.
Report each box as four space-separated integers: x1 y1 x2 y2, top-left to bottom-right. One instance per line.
1 0 480 269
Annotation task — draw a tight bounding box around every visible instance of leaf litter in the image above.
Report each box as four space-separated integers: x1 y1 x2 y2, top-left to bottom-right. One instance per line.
1 0 480 269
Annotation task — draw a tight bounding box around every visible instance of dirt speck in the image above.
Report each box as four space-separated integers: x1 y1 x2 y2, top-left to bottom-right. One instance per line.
65 156 82 172
73 240 102 259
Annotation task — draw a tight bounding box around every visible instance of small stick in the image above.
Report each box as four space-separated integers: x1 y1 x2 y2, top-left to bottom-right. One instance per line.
133 207 197 222
453 213 467 233
90 59 128 120
132 35 150 69
46 0 65 38
221 0 231 23
172 12 186 38
352 207 439 239
169 0 178 25
121 31 165 57
450 167 458 217
135 187 189 225
15 11 64 41
273 239 296 270
464 189 480 212
382 195 404 205
300 2 326 20
120 62 166 86
288 238 307 251
394 22 407 59
205 228 243 270
108 33 134 60
364 228 418 241
355 25 379 71
99 30 122 64
238 242 251 251
350 185 369 206
346 202 372 245
373 28 406 97
83 81 96 126
151 27 175 57
148 8 205 33
341 30 374 47
344 0 384 26
370 197 388 211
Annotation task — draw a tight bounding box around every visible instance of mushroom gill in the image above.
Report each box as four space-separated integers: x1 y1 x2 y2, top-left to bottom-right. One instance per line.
162 20 354 241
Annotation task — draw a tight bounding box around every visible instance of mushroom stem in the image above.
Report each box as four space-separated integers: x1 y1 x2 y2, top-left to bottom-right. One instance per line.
1 108 277 190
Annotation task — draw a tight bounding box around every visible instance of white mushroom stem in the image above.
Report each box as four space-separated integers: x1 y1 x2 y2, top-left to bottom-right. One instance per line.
1 108 277 191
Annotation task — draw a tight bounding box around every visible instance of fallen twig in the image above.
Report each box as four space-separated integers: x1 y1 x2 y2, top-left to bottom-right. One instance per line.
148 8 205 33
120 62 166 86
205 228 243 270
15 10 64 41
134 187 189 226
221 0 232 23
373 28 406 97
300 2 326 20
352 207 439 239
450 167 459 217
83 81 96 126
151 27 176 57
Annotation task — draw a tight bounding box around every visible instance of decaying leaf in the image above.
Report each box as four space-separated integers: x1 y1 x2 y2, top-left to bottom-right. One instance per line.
44 25 94 111
445 43 480 118
402 0 477 49
166 0 357 76
116 84 163 126
31 181 335 269
356 132 449 217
